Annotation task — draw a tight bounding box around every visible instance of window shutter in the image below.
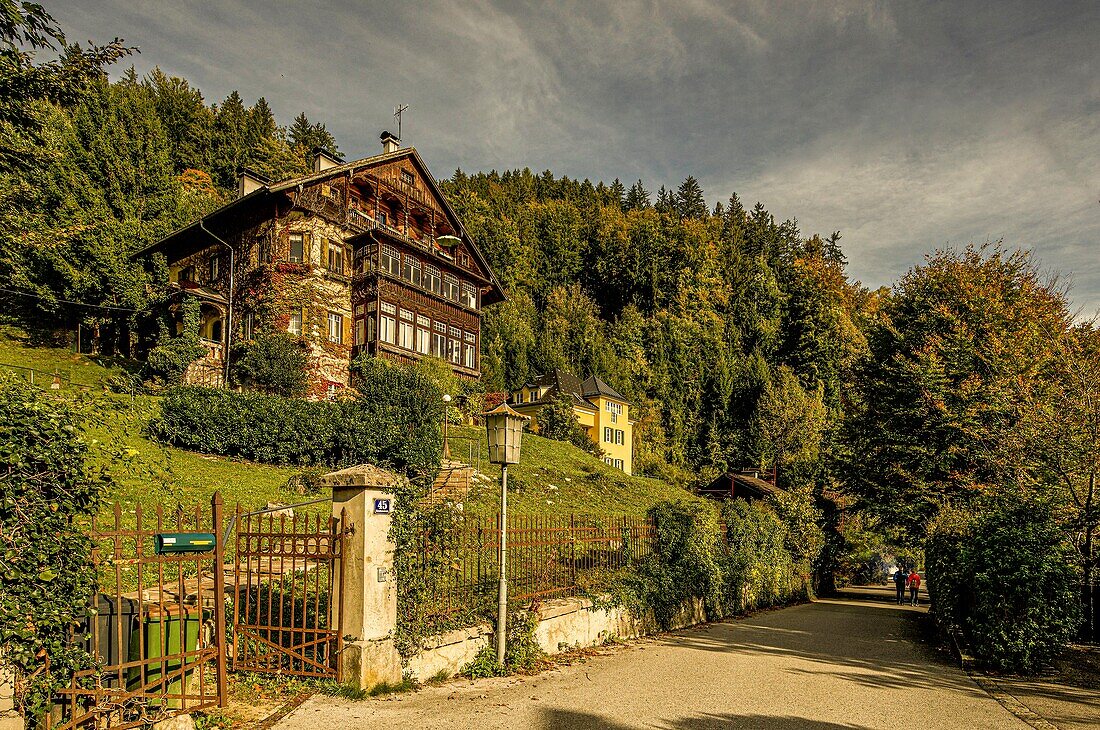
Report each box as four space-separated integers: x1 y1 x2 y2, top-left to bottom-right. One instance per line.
343 315 351 345
319 235 327 268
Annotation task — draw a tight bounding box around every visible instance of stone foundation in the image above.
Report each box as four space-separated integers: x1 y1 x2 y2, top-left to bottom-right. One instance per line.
404 595 708 681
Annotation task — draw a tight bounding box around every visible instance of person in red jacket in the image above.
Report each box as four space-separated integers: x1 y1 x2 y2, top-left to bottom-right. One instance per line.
906 569 922 606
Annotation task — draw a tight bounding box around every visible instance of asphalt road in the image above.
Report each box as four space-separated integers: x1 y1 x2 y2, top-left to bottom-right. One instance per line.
275 587 1029 729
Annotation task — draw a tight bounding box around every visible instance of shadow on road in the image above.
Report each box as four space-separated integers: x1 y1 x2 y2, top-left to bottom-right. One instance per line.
652 586 974 697
539 707 876 729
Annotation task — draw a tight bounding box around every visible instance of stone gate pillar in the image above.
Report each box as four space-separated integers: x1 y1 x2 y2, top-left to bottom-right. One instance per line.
321 464 403 689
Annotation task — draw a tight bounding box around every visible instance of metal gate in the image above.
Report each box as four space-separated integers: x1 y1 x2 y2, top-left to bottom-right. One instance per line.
50 496 227 730
230 506 348 679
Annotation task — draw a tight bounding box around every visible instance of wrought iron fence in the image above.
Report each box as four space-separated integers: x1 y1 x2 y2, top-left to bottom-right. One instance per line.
407 513 655 625
50 496 227 730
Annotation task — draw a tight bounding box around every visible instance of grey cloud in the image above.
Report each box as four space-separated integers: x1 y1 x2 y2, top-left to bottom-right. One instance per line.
52 0 1100 308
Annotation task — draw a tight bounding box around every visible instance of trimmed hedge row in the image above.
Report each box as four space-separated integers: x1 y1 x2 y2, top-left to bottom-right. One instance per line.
149 358 445 474
926 495 1081 672
628 497 818 629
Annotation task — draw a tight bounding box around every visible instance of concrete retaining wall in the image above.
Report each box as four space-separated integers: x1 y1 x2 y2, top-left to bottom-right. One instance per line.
404 596 708 681
1 663 21 730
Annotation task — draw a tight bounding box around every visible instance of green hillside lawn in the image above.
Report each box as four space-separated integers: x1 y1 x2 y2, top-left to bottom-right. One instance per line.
0 326 302 516
445 426 705 518
0 326 704 519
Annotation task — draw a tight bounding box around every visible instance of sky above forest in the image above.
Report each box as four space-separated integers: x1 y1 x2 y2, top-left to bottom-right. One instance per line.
52 1 1100 311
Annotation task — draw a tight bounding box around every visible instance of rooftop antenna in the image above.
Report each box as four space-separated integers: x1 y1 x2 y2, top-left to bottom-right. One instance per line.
394 104 409 141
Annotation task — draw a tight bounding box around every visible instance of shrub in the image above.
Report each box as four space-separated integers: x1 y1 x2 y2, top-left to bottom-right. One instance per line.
142 295 205 386
630 501 723 628
151 358 445 474
230 332 309 396
538 391 601 456
926 495 1081 672
720 500 807 612
0 374 109 720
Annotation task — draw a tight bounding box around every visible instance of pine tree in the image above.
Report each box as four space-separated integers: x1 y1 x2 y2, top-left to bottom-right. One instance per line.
608 178 626 209
144 68 213 174
624 179 650 211
655 185 672 214
288 112 340 160
288 112 313 150
674 176 707 219
211 91 249 188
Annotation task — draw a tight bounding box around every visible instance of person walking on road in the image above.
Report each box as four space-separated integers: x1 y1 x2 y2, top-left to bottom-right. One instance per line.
892 565 908 604
906 568 921 606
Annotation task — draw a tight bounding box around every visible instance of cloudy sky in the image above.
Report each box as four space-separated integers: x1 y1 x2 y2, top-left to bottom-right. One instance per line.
52 1 1099 310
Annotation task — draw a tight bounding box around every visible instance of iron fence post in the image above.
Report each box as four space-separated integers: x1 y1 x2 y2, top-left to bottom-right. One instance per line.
211 492 228 707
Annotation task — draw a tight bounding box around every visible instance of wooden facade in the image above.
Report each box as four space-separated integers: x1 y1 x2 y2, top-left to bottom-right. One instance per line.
137 137 503 397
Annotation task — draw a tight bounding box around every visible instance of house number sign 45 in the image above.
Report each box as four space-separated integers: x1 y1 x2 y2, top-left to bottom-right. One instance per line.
374 498 392 514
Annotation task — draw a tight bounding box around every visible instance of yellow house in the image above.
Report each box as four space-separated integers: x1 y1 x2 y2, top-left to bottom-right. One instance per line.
508 369 634 474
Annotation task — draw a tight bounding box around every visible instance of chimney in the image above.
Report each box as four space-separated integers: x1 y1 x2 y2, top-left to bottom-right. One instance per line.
311 147 342 172
237 167 271 198
380 130 400 154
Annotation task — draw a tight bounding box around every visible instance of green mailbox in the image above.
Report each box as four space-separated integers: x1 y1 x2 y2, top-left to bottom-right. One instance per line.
154 532 217 554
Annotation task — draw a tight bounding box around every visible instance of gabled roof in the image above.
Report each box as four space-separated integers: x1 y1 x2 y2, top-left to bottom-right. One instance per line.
581 375 628 403
133 146 505 304
516 369 629 410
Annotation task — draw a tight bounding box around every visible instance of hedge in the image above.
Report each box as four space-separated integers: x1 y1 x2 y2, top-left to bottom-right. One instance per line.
926 495 1081 672
150 358 445 474
626 497 817 629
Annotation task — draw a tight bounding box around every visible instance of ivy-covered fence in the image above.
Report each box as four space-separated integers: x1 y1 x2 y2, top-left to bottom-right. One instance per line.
400 510 655 641
397 495 820 653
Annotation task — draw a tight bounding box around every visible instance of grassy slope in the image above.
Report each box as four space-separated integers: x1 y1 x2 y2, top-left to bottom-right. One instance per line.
433 426 704 518
0 327 301 515
0 327 704 518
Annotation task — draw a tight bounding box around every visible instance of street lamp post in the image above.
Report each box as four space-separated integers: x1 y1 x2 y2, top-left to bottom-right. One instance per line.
483 402 529 665
442 393 452 459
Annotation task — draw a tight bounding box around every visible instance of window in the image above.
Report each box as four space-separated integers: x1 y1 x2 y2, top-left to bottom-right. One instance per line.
327 312 343 344
399 320 414 350
416 325 430 354
402 256 421 286
461 283 478 309
614 459 624 470
425 265 441 295
326 383 341 400
289 310 303 336
326 240 345 274
354 318 365 346
615 429 625 445
243 312 255 341
366 315 376 344
289 233 305 263
401 169 414 186
380 244 400 276
380 313 396 344
432 321 447 358
607 401 623 423
381 301 397 315
376 210 388 227
208 256 219 281
464 342 476 369
603 427 612 443
447 326 462 364
443 273 460 302
180 266 195 283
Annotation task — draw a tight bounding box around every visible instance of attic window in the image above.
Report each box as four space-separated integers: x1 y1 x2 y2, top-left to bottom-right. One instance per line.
401 169 414 186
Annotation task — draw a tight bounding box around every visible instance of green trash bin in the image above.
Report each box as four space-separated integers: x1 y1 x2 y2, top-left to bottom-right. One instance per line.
127 604 206 708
